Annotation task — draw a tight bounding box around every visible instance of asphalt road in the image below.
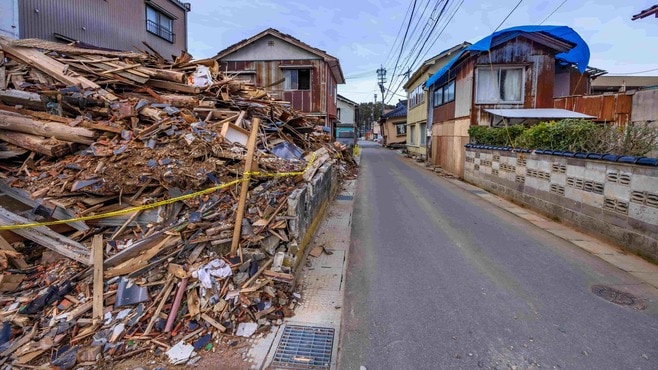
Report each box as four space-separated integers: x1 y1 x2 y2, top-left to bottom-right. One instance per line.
339 142 658 370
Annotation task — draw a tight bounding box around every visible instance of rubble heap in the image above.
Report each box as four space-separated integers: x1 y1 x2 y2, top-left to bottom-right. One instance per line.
0 37 356 367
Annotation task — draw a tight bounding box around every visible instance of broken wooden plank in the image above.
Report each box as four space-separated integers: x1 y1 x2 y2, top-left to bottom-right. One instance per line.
0 179 89 232
146 79 201 94
0 206 90 264
262 270 294 283
105 235 179 278
92 235 104 321
231 118 260 255
144 278 175 335
201 313 226 332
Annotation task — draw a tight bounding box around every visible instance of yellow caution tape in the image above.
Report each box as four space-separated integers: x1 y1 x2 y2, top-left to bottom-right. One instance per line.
0 153 317 231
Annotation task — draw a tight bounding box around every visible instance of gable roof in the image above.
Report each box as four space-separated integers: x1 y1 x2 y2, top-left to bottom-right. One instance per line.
426 25 590 88
337 94 358 107
213 28 345 84
381 100 407 120
404 42 471 89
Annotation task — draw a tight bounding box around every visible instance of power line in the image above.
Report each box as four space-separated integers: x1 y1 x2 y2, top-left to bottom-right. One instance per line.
385 0 418 103
493 0 524 33
386 0 452 104
610 67 658 75
383 1 416 68
416 0 464 65
385 0 447 102
539 0 567 25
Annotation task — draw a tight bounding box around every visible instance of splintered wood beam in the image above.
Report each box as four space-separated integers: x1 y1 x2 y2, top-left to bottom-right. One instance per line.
230 118 260 256
0 131 71 157
0 111 96 144
0 207 90 264
92 235 104 321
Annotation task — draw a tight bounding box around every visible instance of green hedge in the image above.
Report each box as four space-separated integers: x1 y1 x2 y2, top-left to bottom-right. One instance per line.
468 120 658 157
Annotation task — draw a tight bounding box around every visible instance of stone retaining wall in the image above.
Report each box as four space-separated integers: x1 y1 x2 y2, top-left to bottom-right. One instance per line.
464 147 658 262
287 161 339 269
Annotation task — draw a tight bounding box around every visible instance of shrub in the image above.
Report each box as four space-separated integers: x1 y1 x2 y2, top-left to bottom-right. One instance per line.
469 119 658 157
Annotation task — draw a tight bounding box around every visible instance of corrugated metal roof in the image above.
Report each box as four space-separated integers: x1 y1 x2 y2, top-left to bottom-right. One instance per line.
484 108 596 119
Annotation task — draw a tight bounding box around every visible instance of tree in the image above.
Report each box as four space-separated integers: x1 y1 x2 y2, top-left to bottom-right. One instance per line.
356 102 394 136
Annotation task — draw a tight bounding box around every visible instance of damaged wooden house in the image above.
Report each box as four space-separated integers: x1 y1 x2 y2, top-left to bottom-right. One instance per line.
0 36 355 368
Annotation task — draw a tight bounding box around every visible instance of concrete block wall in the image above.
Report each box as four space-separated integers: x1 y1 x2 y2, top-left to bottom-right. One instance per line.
465 148 658 262
287 161 339 269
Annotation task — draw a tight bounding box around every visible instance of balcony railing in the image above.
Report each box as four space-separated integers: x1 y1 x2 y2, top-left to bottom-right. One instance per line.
146 20 175 43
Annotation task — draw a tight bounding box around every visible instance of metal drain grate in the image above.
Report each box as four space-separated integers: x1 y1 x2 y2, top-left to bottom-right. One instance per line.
591 285 646 310
271 325 335 368
335 195 353 201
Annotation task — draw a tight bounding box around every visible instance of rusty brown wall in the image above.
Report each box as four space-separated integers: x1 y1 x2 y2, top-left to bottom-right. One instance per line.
219 59 329 118
554 94 632 124
471 37 559 125
18 0 188 58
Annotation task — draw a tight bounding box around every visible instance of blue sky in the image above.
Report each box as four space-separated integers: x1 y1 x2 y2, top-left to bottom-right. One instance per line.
187 0 658 104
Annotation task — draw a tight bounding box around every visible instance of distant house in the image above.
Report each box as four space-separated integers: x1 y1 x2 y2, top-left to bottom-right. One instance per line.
213 28 345 133
0 0 190 58
336 94 359 129
590 75 658 94
403 42 470 160
379 100 407 148
425 26 594 177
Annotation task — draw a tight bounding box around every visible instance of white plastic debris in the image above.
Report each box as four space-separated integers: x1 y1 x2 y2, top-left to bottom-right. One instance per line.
166 341 196 365
192 259 233 289
189 65 213 87
236 322 258 337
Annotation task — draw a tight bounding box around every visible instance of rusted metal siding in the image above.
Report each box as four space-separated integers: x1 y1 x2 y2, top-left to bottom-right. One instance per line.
554 93 632 124
471 38 559 126
219 59 325 116
433 101 456 123
18 0 187 57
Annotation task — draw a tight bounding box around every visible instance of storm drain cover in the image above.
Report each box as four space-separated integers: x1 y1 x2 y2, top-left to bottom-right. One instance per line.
272 325 335 368
335 195 354 201
591 285 646 310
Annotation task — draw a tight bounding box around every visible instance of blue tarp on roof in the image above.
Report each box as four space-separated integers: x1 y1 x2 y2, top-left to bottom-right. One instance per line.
425 25 590 88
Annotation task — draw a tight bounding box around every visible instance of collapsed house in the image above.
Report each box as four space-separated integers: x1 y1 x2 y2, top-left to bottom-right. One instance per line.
0 37 356 367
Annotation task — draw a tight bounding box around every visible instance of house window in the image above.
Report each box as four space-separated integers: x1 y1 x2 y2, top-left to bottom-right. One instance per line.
476 67 523 103
146 6 174 43
433 80 455 107
396 122 407 136
410 125 416 145
420 123 427 146
283 69 310 90
409 84 425 108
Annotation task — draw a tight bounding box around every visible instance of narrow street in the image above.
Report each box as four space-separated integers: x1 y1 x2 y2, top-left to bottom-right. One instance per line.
339 142 658 370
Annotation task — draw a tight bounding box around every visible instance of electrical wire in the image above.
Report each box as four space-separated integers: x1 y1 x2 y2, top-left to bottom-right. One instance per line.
492 0 524 33
385 0 419 103
416 0 464 65
383 1 416 68
539 0 567 25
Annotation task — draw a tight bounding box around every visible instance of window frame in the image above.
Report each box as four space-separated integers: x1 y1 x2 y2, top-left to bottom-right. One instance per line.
433 80 455 107
475 66 524 104
146 5 175 43
409 125 416 145
395 122 407 136
283 69 311 91
409 84 425 108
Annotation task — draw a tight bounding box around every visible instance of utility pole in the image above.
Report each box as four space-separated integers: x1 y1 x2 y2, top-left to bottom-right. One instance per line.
376 65 386 104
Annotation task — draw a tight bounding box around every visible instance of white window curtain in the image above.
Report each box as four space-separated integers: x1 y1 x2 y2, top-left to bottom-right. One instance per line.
501 69 522 102
477 69 499 102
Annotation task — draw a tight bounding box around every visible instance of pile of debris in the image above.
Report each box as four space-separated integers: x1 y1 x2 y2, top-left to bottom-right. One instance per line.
0 37 356 367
